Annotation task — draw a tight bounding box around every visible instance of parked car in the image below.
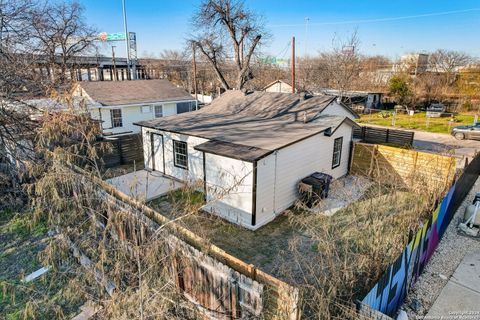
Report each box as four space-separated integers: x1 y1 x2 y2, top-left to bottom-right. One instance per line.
427 102 446 113
452 123 480 140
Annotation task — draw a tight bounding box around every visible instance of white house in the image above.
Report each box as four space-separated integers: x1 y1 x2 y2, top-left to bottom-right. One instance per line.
135 91 359 230
74 79 197 136
263 80 295 93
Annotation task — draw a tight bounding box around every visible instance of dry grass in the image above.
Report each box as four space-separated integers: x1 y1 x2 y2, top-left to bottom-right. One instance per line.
357 111 476 134
147 180 434 319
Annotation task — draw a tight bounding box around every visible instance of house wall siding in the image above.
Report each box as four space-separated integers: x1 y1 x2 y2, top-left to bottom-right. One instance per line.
321 102 356 120
256 122 353 218
89 102 189 135
205 153 253 226
142 128 207 182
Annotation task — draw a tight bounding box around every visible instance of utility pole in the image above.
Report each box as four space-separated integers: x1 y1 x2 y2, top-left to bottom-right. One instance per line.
192 42 198 110
304 17 309 57
122 0 132 80
111 46 118 81
291 36 295 93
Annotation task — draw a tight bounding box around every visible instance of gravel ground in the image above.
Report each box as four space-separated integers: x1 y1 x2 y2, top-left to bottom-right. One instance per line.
401 176 480 319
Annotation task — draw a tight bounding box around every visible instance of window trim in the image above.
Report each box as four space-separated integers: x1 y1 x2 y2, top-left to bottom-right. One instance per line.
332 137 343 169
154 105 163 118
110 108 123 128
173 140 188 170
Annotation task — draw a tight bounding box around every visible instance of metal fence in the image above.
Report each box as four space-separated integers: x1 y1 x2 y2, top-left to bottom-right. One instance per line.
353 126 415 147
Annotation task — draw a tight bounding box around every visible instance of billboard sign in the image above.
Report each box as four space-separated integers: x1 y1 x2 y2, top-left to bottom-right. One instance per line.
98 32 126 42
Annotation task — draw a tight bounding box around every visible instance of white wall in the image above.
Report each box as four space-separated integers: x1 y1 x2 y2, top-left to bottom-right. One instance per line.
89 101 191 136
141 128 207 183
204 153 253 227
321 101 356 120
141 127 255 228
141 122 353 230
255 122 353 223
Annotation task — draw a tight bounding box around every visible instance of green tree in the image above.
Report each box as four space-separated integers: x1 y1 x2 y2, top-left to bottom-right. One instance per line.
389 75 412 105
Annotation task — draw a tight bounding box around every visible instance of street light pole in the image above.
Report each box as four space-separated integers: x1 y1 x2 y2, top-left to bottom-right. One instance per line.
121 0 132 80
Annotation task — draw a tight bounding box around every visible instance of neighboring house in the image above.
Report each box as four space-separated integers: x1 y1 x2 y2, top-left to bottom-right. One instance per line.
74 79 197 136
135 91 359 230
263 80 295 93
320 89 384 110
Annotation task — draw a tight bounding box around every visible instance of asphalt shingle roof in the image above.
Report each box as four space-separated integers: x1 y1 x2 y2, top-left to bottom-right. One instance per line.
135 91 358 161
79 79 193 106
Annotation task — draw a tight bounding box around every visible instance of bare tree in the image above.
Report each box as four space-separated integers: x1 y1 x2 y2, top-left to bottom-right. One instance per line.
321 30 362 94
429 49 471 84
0 0 98 204
29 0 97 84
189 0 268 90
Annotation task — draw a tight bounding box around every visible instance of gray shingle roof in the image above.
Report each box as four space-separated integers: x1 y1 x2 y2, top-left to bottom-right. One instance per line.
135 91 358 159
79 79 193 106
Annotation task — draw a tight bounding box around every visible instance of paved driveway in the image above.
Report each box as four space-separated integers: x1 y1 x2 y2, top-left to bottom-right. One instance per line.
106 170 183 202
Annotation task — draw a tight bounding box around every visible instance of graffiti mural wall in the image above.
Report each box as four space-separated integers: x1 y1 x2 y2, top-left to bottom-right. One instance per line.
361 153 480 317
361 186 455 316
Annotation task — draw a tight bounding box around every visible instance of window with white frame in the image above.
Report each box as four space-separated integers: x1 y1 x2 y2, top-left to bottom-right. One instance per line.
110 109 122 128
154 105 163 118
332 137 343 168
173 140 188 169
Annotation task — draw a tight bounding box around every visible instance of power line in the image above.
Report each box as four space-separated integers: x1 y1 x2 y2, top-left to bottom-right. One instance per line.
269 8 480 28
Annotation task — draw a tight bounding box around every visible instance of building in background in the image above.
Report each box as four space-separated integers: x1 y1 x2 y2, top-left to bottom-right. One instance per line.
263 80 296 93
395 53 429 75
75 79 197 136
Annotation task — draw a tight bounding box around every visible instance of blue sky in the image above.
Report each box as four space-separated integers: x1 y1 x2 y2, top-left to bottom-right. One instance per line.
80 0 480 59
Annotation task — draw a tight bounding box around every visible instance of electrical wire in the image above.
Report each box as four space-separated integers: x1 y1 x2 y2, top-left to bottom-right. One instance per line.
269 8 480 28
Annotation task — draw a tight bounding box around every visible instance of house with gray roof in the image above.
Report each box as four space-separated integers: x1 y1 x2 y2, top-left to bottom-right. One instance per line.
74 79 197 136
135 90 359 230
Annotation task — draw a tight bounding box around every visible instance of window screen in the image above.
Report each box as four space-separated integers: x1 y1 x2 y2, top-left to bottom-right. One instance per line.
332 137 343 168
110 109 123 128
173 140 188 169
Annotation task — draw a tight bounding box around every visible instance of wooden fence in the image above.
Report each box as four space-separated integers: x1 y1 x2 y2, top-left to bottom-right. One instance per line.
69 163 300 320
101 134 144 168
353 126 415 147
350 142 456 193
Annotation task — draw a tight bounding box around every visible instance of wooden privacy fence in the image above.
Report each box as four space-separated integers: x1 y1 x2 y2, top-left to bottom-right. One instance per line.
68 163 300 320
101 134 144 168
353 126 415 147
350 142 456 193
